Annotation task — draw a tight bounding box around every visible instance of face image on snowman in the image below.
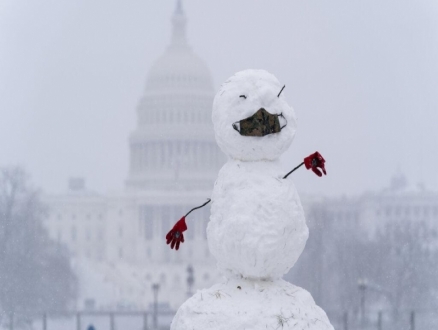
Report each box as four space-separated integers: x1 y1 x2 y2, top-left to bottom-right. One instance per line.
167 69 334 330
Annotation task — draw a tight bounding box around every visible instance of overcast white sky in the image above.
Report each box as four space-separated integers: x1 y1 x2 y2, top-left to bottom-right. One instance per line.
0 0 437 196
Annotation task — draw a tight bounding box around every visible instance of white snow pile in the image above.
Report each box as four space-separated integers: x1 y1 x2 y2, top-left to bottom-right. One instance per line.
208 159 308 279
172 278 333 330
171 69 334 330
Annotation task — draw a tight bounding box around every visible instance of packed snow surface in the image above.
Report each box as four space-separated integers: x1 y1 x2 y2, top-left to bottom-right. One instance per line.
208 159 308 279
212 69 297 161
171 278 334 330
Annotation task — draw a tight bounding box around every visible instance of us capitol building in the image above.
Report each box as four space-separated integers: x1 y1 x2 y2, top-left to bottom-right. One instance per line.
42 1 438 312
43 2 224 311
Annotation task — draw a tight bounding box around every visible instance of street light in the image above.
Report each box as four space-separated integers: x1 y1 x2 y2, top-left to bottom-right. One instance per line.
152 283 160 330
187 265 194 297
358 278 368 326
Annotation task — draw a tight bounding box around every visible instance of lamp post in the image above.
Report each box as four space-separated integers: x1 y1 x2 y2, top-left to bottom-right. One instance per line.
357 278 368 327
187 265 194 297
152 283 160 330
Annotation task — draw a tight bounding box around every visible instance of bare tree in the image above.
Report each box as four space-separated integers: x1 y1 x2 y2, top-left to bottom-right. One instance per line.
286 202 438 328
0 167 76 314
372 219 438 313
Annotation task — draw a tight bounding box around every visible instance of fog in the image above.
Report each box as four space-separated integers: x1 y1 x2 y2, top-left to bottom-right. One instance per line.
1 0 437 196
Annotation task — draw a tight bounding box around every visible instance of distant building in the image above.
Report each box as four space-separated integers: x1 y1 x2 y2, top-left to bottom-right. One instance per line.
43 1 224 311
308 172 438 238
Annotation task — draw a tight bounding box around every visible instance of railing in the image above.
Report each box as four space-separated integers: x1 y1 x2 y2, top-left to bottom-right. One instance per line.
1 310 176 330
1 309 437 330
327 309 438 330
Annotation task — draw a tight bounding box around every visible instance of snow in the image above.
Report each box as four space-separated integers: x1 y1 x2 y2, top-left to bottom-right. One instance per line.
171 278 334 330
208 159 308 279
171 69 333 329
208 69 307 280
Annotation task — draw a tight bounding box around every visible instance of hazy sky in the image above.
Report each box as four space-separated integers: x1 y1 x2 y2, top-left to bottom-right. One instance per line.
0 0 437 196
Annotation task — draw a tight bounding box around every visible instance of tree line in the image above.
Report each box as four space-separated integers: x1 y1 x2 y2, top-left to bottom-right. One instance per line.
286 202 438 328
0 167 76 317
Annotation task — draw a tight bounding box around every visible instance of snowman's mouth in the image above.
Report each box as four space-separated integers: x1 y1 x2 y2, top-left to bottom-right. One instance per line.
232 108 287 137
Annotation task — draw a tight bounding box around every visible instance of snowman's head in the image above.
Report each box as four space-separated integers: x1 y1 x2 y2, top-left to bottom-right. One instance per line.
213 69 297 161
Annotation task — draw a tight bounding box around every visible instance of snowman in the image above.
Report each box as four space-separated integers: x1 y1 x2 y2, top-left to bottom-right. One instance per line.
166 69 334 330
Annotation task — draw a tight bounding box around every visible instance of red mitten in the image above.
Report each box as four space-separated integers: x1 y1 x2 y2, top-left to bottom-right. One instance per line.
165 216 187 250
304 151 327 177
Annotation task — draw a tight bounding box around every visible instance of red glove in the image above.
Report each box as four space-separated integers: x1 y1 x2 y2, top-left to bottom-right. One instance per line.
166 217 187 250
304 151 327 177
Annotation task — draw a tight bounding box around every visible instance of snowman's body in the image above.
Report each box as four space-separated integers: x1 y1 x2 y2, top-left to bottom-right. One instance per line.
171 70 334 330
208 159 307 280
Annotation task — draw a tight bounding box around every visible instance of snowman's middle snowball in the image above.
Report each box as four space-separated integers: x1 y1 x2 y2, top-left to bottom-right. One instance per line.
207 159 308 280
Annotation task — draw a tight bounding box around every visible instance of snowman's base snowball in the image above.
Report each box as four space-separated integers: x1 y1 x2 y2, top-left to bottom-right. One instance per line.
171 278 334 330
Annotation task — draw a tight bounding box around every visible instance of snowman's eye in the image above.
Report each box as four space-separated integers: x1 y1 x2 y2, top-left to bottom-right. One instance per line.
277 85 286 98
239 95 247 99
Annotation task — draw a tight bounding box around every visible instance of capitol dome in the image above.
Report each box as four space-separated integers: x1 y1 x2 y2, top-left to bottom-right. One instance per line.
126 1 224 191
146 1 213 94
146 46 213 93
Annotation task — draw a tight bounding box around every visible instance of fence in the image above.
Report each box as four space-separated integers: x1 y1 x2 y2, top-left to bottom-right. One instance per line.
0 310 176 330
327 309 438 330
1 309 437 330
